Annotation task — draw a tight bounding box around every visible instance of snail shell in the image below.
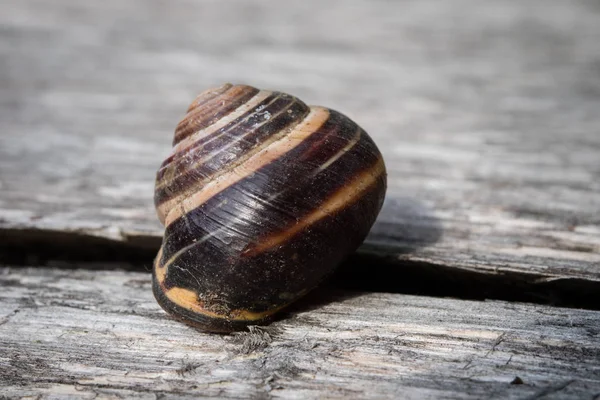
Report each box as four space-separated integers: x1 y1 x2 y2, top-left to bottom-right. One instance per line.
153 83 387 332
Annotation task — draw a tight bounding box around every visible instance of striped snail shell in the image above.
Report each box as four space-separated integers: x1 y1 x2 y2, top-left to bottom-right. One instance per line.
153 83 387 332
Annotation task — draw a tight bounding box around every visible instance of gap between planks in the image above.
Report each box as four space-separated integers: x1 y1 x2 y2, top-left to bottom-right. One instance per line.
1 227 599 312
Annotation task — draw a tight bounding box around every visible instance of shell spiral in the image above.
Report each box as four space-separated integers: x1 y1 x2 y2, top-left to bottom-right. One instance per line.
153 83 387 332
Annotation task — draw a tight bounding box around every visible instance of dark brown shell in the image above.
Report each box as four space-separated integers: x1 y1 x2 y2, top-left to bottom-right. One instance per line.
153 83 387 332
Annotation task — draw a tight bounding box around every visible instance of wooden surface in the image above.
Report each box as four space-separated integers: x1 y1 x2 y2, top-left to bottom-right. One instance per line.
2 266 600 399
2 0 599 284
1 0 600 398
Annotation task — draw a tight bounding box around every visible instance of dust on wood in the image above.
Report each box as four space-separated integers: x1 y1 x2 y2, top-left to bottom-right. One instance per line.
230 325 284 355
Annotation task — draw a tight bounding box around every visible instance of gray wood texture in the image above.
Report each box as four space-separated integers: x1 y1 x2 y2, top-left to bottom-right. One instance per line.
1 0 599 285
2 266 600 399
1 0 600 398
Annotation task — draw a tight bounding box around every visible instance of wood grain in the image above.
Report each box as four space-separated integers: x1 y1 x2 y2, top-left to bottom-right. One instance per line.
1 0 599 289
1 266 599 399
1 2 600 397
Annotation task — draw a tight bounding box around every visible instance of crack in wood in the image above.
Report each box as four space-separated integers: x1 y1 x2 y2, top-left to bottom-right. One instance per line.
524 380 576 400
2 228 600 311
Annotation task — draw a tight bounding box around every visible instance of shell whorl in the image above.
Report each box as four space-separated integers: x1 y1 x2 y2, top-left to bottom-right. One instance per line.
153 83 387 332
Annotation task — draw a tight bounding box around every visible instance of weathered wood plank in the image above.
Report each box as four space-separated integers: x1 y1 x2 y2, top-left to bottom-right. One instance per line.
1 266 599 399
1 1 599 283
